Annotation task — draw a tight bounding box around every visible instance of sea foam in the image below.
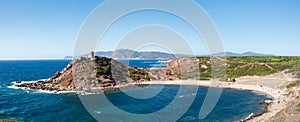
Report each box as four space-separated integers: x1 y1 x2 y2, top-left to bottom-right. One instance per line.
8 79 77 94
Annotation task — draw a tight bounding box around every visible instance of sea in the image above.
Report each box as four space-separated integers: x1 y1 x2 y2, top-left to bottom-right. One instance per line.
0 60 269 122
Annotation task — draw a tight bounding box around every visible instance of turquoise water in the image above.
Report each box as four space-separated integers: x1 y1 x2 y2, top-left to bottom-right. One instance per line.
0 60 268 122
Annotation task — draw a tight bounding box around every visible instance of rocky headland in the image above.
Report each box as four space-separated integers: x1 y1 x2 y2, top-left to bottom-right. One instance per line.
16 56 150 92
15 54 204 92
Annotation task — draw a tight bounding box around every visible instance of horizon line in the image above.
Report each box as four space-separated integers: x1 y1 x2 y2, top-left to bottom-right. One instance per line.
2 55 300 61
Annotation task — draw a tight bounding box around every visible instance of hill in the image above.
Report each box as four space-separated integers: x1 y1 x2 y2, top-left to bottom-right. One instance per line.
195 56 300 79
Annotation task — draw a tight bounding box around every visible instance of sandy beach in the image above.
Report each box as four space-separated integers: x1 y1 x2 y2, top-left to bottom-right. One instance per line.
140 72 300 122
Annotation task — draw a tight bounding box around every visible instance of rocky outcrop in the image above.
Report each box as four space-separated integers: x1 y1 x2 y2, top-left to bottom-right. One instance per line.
16 56 154 92
16 56 209 92
149 57 200 81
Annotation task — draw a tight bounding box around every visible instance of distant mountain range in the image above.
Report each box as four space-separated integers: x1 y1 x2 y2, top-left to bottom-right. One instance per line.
64 49 274 60
211 51 275 56
94 49 186 60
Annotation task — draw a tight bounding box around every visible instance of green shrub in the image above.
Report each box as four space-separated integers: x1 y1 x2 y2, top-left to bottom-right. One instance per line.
145 75 150 81
87 77 94 81
131 75 140 81
297 103 300 112
85 59 91 63
103 75 109 79
287 80 300 88
199 78 210 80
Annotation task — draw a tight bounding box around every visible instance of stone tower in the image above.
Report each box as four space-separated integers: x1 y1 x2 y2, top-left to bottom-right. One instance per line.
88 51 95 59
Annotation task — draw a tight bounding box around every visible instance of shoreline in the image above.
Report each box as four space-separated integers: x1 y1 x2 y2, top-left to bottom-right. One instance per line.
139 79 295 122
8 80 138 95
139 80 280 98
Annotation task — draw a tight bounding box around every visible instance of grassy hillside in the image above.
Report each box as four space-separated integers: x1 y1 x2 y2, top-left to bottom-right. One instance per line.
94 56 150 85
196 56 300 79
94 56 300 82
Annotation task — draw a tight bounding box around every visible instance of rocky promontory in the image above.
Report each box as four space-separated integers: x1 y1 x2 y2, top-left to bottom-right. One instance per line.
16 56 152 92
15 54 203 92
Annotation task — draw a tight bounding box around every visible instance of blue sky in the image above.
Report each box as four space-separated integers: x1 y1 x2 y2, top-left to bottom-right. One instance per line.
0 0 299 59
